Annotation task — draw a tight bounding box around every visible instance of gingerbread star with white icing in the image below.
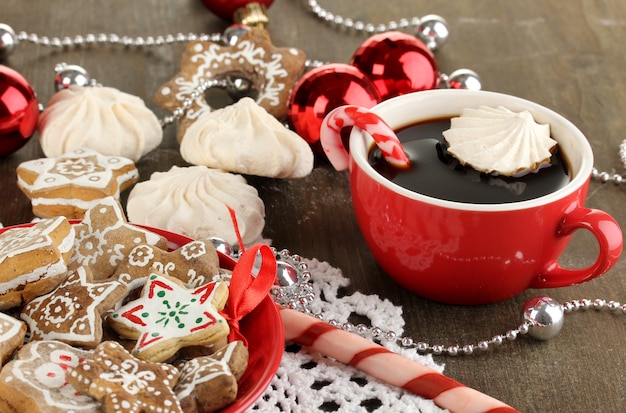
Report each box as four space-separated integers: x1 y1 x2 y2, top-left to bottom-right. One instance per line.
21 266 127 348
109 239 221 290
67 341 182 413
68 196 168 280
154 27 306 142
108 273 229 362
17 148 139 219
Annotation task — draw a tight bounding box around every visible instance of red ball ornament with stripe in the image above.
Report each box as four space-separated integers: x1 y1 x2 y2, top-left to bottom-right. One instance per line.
350 31 440 100
287 63 381 152
0 65 39 156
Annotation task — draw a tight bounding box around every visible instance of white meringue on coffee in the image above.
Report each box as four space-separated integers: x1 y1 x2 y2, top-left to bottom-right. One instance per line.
126 165 265 247
180 97 313 178
38 86 163 162
442 106 557 176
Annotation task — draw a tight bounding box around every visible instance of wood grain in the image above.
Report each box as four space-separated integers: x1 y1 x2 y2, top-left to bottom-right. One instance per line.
2 1 625 411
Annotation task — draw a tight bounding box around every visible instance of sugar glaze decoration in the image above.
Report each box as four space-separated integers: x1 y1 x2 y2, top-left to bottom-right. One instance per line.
443 106 558 176
154 26 307 142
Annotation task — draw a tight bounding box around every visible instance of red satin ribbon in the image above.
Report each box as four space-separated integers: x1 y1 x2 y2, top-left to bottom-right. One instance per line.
220 206 277 347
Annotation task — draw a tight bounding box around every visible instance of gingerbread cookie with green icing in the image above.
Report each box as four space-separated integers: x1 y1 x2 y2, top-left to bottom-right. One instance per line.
68 196 168 280
175 340 249 413
66 340 181 413
0 340 99 413
110 239 221 290
21 266 127 348
107 272 229 362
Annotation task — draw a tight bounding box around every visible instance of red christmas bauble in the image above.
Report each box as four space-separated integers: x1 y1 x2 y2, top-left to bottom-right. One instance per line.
287 63 381 150
351 31 439 100
201 0 274 21
0 65 39 156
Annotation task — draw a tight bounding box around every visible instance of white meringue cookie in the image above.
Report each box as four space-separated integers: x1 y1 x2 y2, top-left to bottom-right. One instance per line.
443 106 557 176
180 97 313 178
38 86 163 162
126 165 265 247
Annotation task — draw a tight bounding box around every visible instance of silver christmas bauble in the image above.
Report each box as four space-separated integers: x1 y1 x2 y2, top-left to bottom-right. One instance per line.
0 24 18 59
54 63 92 91
447 69 482 90
416 15 449 51
522 296 565 340
225 74 258 101
208 237 234 257
223 24 250 46
276 260 298 287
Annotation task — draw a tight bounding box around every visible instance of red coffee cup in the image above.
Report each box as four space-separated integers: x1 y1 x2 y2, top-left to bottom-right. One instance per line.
336 89 622 304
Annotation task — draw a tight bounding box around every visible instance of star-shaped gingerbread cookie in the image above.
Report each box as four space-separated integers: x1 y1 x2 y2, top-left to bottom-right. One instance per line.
21 266 127 348
17 148 139 219
68 196 168 280
110 239 221 290
108 273 229 362
0 216 74 310
175 340 249 413
0 312 26 365
66 340 181 413
154 27 306 142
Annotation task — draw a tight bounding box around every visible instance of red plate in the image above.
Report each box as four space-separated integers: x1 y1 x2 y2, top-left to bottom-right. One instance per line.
0 222 284 412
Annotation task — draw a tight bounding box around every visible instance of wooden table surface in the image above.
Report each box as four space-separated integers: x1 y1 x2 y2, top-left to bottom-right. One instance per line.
2 1 625 412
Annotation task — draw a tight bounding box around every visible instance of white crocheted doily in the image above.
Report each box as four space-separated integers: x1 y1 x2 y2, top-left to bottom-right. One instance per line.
250 258 447 413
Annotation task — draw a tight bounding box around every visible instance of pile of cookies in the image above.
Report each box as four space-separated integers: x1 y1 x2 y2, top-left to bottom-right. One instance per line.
0 196 250 413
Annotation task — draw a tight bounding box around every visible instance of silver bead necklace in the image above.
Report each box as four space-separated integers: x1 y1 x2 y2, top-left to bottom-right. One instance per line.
2 15 624 356
591 140 626 184
266 246 626 357
304 0 449 51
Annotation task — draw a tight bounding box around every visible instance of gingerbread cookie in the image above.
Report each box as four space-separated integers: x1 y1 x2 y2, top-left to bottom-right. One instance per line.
66 340 181 413
0 340 99 413
154 27 306 142
108 273 230 362
110 239 221 289
17 148 139 219
0 216 74 310
0 312 26 365
69 196 168 280
21 266 127 348
175 340 249 413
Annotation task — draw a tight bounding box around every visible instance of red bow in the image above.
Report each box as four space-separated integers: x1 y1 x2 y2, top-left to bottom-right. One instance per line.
219 206 276 347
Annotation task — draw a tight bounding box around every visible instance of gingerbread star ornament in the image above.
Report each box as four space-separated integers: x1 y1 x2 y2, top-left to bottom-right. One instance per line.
154 27 307 142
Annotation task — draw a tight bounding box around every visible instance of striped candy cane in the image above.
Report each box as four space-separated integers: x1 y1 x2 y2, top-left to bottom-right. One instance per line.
278 305 521 413
320 105 410 171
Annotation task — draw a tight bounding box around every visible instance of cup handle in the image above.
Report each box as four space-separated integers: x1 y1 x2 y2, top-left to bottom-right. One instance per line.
531 207 623 289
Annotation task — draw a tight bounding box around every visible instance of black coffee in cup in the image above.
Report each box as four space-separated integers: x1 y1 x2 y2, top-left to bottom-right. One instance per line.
368 117 571 204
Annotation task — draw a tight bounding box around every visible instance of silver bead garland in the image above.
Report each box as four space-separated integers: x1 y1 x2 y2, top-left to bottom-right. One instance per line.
265 246 625 357
304 0 450 51
591 138 626 184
